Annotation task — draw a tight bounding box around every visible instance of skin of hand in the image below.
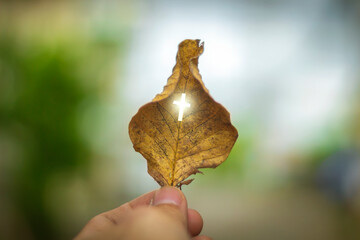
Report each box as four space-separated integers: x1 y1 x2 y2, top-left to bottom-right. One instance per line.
74 187 212 240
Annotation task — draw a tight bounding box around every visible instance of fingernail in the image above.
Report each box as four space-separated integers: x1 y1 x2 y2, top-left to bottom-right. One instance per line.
152 187 183 206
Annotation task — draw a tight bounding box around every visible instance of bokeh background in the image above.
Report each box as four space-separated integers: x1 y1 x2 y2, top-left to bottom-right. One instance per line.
1 0 360 239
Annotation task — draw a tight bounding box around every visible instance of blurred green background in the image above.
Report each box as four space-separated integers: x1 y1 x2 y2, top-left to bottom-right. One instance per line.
1 0 360 239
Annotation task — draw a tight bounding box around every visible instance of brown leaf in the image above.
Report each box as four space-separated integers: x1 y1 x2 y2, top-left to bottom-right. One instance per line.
129 39 238 187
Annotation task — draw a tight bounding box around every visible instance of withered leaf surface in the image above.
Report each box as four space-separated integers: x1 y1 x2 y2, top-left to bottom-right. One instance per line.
129 39 238 187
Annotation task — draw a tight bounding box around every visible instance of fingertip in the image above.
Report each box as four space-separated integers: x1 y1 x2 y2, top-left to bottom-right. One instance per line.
152 187 188 215
152 187 185 206
188 208 203 236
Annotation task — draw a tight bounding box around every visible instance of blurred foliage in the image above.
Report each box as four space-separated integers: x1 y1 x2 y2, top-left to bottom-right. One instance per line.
0 21 125 239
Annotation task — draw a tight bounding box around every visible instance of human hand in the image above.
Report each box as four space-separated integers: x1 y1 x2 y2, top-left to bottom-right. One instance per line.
75 187 211 240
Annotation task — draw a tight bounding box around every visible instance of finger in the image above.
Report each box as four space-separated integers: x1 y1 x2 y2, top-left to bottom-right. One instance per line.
124 206 191 240
192 235 212 240
101 190 156 225
152 186 188 222
188 208 203 236
75 189 184 240
128 190 157 208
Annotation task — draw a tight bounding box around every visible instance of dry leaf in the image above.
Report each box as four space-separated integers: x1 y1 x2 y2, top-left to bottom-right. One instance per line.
129 39 238 187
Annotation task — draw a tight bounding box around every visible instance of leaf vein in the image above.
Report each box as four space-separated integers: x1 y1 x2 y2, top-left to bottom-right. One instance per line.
136 124 172 165
180 129 225 156
141 112 175 153
177 146 220 161
180 109 220 140
156 103 175 139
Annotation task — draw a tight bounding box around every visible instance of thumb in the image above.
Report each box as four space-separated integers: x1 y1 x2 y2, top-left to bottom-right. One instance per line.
152 186 189 227
122 187 190 240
